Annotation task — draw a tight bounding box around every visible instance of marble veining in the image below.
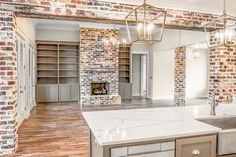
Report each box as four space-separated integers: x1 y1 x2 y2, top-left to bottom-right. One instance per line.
83 104 236 146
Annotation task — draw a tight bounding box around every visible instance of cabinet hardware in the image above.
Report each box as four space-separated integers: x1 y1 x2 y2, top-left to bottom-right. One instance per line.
192 149 200 155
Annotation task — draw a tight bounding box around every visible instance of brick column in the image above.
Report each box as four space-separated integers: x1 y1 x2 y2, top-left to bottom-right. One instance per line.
174 47 186 106
0 11 18 155
209 44 236 101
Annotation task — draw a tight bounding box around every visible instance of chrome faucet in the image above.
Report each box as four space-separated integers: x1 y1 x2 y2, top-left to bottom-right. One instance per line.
210 86 232 116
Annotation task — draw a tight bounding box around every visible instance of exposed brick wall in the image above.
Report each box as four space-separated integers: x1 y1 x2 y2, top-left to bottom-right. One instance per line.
0 10 18 155
0 0 217 30
174 47 186 106
80 27 121 106
209 34 236 101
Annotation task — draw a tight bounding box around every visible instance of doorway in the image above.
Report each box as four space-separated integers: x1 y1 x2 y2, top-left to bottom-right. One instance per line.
16 33 27 124
132 54 147 98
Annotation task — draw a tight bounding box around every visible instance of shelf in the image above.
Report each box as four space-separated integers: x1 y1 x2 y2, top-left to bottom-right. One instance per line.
37 55 57 58
59 69 78 71
59 56 79 58
119 57 130 59
59 76 78 78
37 41 79 85
119 51 130 53
37 48 58 51
37 62 57 64
59 62 78 65
119 76 130 78
119 63 130 64
38 76 58 78
59 49 79 51
38 69 58 71
119 70 130 72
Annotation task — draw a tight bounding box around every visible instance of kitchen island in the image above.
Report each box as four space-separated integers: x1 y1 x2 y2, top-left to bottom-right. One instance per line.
83 104 236 157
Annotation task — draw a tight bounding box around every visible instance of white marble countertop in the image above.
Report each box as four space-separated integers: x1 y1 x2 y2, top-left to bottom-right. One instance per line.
83 104 236 146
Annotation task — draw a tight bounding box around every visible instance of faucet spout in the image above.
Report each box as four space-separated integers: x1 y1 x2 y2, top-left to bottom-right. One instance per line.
210 85 232 116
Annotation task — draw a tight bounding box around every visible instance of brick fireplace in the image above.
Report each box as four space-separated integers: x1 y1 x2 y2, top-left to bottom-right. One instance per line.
80 28 121 106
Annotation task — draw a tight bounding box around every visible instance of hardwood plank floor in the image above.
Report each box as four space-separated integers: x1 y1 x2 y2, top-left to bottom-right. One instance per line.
4 98 208 157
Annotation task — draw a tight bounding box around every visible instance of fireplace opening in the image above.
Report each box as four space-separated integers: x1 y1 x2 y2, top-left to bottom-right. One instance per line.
91 83 109 95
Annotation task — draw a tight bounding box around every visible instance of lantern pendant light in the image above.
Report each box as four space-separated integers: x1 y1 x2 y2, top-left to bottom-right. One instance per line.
125 0 167 45
204 0 236 48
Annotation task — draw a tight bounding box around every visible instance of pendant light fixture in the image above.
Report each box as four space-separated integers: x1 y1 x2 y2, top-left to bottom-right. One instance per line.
125 0 167 45
103 24 120 47
204 0 236 48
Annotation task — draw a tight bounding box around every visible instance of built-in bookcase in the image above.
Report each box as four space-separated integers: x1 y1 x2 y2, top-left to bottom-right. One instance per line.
37 41 79 102
118 44 132 100
59 44 79 84
119 44 131 83
37 43 58 84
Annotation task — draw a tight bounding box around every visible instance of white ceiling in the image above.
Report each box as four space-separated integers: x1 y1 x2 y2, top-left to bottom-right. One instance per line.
102 0 236 15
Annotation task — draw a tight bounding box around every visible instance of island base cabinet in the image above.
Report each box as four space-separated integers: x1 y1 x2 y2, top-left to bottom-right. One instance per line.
90 131 175 157
176 135 217 157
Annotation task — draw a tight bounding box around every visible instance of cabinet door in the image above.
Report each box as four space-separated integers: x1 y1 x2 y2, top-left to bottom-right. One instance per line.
123 83 132 99
70 85 78 101
176 135 216 157
37 85 47 102
37 85 58 102
59 85 70 102
46 85 59 102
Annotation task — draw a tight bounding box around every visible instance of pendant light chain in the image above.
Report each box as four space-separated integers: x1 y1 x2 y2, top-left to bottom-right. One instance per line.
223 0 226 15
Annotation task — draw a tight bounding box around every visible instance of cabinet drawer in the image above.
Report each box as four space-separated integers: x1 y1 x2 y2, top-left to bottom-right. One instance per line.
128 150 174 157
128 143 161 154
128 141 174 154
111 147 127 157
176 135 216 157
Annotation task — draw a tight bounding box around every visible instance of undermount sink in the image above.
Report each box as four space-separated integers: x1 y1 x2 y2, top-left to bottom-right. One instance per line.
198 117 236 155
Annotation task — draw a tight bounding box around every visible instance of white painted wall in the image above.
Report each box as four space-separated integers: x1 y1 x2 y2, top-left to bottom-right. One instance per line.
16 17 36 126
186 48 209 98
16 17 36 45
150 29 208 100
152 49 174 99
36 28 80 42
132 55 141 96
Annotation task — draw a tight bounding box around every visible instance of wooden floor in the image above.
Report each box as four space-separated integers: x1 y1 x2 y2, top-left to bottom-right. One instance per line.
5 98 208 157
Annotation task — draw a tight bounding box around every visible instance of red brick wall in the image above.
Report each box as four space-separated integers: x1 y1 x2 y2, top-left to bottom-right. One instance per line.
174 47 186 106
0 0 217 30
0 11 18 155
209 46 236 101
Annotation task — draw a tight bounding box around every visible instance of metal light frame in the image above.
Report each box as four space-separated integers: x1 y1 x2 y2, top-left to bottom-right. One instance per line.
204 0 236 48
125 0 167 45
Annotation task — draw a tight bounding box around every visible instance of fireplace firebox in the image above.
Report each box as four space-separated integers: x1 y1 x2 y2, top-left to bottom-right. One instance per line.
91 83 109 95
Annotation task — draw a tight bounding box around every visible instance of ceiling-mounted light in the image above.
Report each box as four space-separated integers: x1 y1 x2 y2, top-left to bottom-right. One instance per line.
204 0 236 48
125 0 167 45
